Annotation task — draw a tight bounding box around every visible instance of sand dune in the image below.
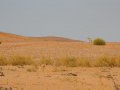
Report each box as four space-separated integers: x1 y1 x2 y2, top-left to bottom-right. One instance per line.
0 32 81 42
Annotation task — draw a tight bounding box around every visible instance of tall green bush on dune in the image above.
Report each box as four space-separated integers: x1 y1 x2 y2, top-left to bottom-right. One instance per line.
93 38 106 45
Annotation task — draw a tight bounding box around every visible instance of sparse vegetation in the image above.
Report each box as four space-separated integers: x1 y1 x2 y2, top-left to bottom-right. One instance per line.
39 57 53 65
0 54 120 67
52 57 91 67
116 56 120 67
77 58 91 67
93 38 106 45
0 55 8 66
10 56 35 66
95 56 120 67
54 56 120 67
0 55 120 67
37 56 120 67
95 56 115 67
58 57 77 67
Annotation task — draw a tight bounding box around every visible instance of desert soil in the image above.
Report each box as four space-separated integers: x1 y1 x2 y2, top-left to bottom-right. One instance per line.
0 42 120 59
0 34 120 90
0 66 120 90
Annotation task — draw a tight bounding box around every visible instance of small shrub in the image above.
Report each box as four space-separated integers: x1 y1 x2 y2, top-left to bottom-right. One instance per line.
95 56 117 67
77 59 91 67
93 38 106 45
115 56 120 67
0 41 2 44
11 56 34 66
39 57 53 65
0 56 8 66
58 57 77 67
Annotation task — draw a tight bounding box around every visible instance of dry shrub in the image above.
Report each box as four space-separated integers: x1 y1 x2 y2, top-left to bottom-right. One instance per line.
10 55 35 66
77 58 91 67
95 55 119 67
56 57 78 67
0 54 119 67
116 56 120 67
0 55 8 66
55 56 92 67
39 56 53 65
32 56 120 67
55 56 120 67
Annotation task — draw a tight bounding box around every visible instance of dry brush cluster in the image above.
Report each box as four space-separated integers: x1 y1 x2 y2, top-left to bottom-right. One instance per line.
0 55 34 66
0 54 120 67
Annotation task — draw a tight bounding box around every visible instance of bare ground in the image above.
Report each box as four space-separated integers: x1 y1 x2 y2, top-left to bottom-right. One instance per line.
0 66 120 90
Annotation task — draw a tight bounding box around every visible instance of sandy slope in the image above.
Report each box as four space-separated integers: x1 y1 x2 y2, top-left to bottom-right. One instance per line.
0 32 26 42
0 32 80 42
0 66 120 90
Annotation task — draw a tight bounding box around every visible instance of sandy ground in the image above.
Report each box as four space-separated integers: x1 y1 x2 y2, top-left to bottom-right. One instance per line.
0 36 120 90
0 42 120 60
0 66 120 90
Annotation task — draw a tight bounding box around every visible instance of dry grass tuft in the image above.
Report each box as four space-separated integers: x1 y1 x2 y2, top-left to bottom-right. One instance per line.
10 55 35 66
56 57 77 67
116 56 120 67
77 58 91 67
39 56 53 65
54 57 91 67
0 55 8 66
95 55 120 67
0 53 120 67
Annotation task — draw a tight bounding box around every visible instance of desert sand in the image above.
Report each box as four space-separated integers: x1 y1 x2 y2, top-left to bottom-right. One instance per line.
0 66 120 90
0 32 120 90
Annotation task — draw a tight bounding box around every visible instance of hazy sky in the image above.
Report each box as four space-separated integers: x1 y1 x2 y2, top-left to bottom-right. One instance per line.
0 0 120 41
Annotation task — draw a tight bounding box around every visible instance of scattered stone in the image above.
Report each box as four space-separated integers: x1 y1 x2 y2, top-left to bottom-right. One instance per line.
67 73 77 76
62 73 77 76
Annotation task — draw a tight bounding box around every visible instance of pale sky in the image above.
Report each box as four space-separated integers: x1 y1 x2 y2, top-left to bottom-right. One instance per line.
0 0 120 41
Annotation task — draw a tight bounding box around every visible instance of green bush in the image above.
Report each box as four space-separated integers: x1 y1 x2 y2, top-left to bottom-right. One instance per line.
93 38 106 45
